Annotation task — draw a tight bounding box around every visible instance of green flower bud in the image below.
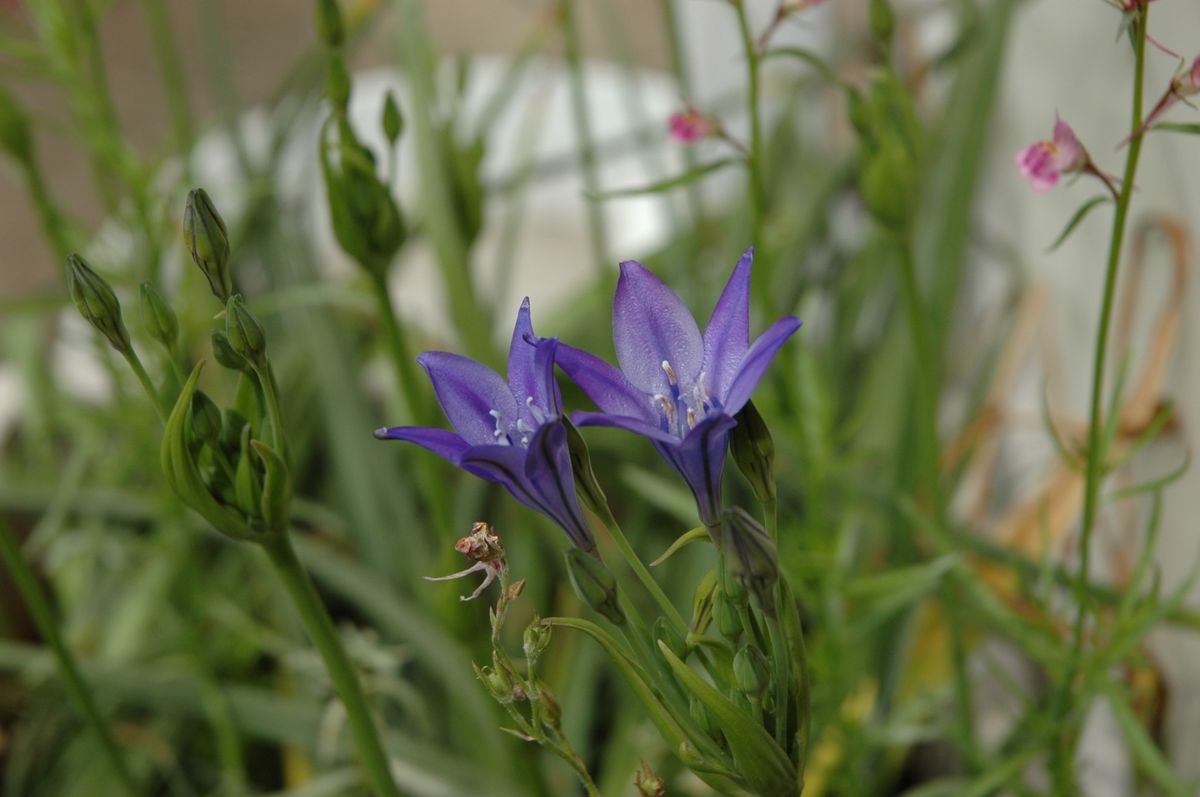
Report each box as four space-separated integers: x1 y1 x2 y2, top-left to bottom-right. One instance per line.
733 644 771 701
326 54 352 109
382 91 404 145
476 659 515 704
139 281 179 350
0 84 32 163
634 762 666 797
847 90 875 143
564 548 624 625
726 507 780 614
191 390 222 446
691 569 717 634
314 0 344 47
224 294 267 370
184 188 232 302
861 135 916 231
209 329 248 373
564 418 607 516
66 254 130 354
523 617 552 666
713 588 743 640
654 616 688 662
730 400 776 503
534 683 562 730
869 0 895 47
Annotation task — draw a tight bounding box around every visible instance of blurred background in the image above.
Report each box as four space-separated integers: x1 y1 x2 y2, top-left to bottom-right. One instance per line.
2 0 1200 795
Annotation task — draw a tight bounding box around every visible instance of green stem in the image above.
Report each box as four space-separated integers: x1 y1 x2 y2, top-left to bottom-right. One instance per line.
733 0 767 300
560 0 611 274
122 348 167 422
597 505 688 635
660 0 704 223
369 271 424 422
139 0 194 161
254 364 287 454
1052 6 1149 787
0 519 138 792
262 533 404 797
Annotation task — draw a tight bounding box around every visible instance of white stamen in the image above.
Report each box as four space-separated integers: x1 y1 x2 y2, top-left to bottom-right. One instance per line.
526 397 546 425
489 409 509 445
515 418 533 447
687 408 697 429
661 360 677 385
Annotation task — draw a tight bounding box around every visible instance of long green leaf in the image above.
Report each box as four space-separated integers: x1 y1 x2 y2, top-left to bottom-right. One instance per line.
1047 194 1111 252
588 158 739 200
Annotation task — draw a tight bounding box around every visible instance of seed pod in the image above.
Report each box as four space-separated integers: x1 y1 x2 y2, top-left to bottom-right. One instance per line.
139 281 179 350
66 254 130 354
382 91 404 145
564 548 624 625
523 617 552 666
184 188 232 302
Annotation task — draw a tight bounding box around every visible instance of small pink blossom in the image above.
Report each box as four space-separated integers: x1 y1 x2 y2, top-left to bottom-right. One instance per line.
1014 117 1087 192
668 108 716 143
1125 55 1200 145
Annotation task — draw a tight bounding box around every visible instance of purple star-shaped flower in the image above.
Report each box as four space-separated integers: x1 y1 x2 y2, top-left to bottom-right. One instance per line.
375 300 595 552
557 247 800 529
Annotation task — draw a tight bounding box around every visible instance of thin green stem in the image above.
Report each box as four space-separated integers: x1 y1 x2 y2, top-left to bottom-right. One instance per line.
660 0 704 223
139 0 194 161
597 505 688 635
369 271 424 422
0 519 138 792
262 533 404 797
1052 7 1149 787
253 364 287 454
733 0 767 295
122 348 167 422
560 0 611 274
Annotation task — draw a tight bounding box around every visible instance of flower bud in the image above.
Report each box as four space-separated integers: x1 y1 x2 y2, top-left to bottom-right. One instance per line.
690 696 717 737
476 659 515 704
252 439 291 533
869 0 895 47
564 548 624 625
654 616 688 661
382 91 404 145
220 408 249 454
314 0 344 47
326 54 352 109
184 188 232 302
224 294 267 370
861 135 916 232
0 84 32 163
535 683 562 729
733 644 771 701
634 761 666 797
726 507 780 614
139 281 179 350
234 425 263 519
523 617 552 666
713 588 743 640
191 390 222 447
564 418 607 516
210 329 250 373
66 254 130 354
730 400 776 503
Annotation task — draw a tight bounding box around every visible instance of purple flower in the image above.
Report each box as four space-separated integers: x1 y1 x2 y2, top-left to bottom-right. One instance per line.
375 300 595 552
557 247 801 528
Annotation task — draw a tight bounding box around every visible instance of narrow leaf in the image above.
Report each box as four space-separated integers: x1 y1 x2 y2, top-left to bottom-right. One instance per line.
588 159 738 200
651 526 708 567
1046 194 1111 252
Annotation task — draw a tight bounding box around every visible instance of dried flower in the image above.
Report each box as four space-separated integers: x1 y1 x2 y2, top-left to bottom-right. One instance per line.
425 522 507 601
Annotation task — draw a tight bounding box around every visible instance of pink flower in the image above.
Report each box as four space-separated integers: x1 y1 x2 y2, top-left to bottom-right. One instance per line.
1124 55 1200 145
1014 117 1087 192
668 108 716 143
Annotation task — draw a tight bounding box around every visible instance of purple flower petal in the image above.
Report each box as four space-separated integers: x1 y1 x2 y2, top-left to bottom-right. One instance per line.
373 426 470 464
721 316 802 415
506 298 556 419
557 343 655 422
613 260 703 395
654 413 737 527
702 247 753 400
418 351 519 446
572 409 679 445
